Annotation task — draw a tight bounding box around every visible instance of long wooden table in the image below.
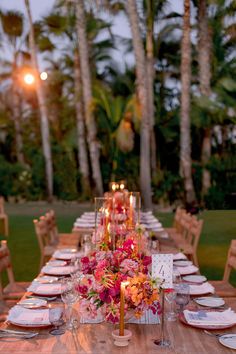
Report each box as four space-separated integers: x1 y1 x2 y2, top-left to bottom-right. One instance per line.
1 233 236 353
1 298 236 354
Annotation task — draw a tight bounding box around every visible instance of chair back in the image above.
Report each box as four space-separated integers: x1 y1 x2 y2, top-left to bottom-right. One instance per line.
33 219 51 254
0 197 5 215
179 212 193 239
186 217 203 251
0 241 16 293
223 240 236 282
173 207 185 232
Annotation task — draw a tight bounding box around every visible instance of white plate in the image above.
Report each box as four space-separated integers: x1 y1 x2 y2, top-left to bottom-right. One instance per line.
182 275 207 283
194 297 225 307
17 298 47 309
61 248 77 253
29 283 62 295
174 260 193 267
42 265 75 276
47 260 67 267
219 334 236 349
34 276 59 284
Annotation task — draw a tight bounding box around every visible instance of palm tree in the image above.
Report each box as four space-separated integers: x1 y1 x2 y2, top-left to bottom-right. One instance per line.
197 0 212 199
0 10 25 165
75 0 104 196
41 8 91 197
180 0 196 205
125 0 152 209
24 0 53 200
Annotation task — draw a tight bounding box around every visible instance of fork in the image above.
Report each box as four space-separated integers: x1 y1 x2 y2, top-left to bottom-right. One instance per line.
204 330 236 339
0 332 38 339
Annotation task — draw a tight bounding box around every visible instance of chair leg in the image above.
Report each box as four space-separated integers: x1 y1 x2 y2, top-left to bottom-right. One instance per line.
39 255 44 272
4 217 9 236
192 252 199 268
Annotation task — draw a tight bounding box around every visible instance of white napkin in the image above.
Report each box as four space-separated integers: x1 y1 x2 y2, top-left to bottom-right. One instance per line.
8 305 50 325
189 282 215 295
27 282 62 295
42 265 75 275
176 265 198 275
173 252 187 260
184 308 236 326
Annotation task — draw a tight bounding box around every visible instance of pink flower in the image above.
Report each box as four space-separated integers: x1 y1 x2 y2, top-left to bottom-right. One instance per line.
120 259 139 276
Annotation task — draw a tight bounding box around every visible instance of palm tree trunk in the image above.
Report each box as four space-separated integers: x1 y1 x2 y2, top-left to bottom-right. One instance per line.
25 0 53 200
198 0 211 197
126 0 152 210
74 49 91 197
180 0 196 204
12 86 25 165
146 1 157 177
75 0 103 196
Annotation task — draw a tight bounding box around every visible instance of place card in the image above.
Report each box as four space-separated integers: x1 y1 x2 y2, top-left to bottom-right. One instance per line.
152 254 173 289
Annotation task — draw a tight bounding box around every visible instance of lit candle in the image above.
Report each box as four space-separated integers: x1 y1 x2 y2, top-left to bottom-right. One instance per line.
104 209 109 245
120 183 125 191
119 281 129 336
129 195 133 226
112 183 116 192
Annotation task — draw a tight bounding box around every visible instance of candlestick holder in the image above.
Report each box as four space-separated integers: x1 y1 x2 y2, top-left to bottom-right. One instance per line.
153 289 171 348
112 329 132 347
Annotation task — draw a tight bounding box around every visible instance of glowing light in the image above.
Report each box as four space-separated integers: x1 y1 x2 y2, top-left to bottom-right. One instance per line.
24 73 35 85
40 71 48 81
120 183 125 190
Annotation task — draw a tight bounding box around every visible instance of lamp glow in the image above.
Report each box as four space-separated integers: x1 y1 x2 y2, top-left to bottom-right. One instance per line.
40 71 48 81
24 73 35 85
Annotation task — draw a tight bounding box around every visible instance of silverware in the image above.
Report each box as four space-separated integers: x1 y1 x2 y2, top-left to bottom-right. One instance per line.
204 330 236 339
0 329 38 339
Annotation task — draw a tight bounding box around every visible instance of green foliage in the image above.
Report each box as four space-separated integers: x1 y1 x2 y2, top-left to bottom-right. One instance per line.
0 155 24 198
152 170 183 205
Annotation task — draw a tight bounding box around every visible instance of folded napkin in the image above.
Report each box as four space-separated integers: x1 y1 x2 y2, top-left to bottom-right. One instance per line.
27 282 62 295
184 308 236 326
189 282 215 295
42 265 75 275
173 252 187 260
176 265 198 275
8 305 50 326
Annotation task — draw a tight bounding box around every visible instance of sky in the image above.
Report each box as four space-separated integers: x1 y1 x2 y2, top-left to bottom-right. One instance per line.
0 0 184 70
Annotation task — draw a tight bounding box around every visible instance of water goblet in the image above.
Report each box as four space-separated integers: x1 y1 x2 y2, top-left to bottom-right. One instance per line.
61 277 79 330
175 283 190 313
49 303 65 335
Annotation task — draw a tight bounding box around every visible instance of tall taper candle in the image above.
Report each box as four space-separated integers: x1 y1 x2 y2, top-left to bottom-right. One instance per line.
119 281 128 336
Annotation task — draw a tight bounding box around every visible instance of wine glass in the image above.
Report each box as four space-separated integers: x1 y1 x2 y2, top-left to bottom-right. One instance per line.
165 288 177 321
49 303 65 335
61 277 79 330
175 283 190 313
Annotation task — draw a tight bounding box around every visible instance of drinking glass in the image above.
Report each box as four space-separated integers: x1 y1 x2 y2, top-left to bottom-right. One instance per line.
165 288 177 321
49 303 65 335
175 283 190 313
61 277 79 330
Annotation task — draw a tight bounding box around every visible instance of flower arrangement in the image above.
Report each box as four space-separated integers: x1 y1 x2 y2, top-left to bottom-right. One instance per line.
77 239 160 323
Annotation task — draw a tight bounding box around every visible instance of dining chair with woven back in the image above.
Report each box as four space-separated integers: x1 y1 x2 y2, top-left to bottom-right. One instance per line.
209 239 236 297
0 196 9 236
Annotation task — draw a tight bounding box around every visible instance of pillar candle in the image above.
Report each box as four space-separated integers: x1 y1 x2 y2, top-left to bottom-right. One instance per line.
119 281 129 336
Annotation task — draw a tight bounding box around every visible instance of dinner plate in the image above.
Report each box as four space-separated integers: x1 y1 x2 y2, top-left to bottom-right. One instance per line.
17 298 47 309
47 260 67 267
42 265 74 276
34 275 59 284
8 307 51 328
219 334 236 349
29 283 62 296
179 312 235 330
174 260 193 267
194 297 225 308
60 248 77 253
182 275 207 284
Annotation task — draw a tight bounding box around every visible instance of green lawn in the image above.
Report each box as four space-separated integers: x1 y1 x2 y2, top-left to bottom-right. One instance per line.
1 203 236 285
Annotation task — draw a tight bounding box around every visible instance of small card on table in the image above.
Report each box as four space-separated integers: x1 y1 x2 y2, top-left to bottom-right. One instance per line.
152 254 173 289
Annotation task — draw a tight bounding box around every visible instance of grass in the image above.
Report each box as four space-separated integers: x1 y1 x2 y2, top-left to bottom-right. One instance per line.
1 203 236 285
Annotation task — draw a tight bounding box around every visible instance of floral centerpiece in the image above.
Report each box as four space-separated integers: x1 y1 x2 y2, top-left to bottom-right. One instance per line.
77 238 160 323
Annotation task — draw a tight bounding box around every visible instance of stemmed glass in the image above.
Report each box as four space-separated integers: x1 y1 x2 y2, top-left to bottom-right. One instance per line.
49 303 65 335
175 283 190 313
61 277 79 330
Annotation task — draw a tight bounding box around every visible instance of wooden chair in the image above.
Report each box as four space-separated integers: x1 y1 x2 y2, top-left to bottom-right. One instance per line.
209 240 236 297
0 240 30 300
45 210 80 248
165 207 185 236
177 217 204 267
34 218 56 271
0 196 9 236
168 210 193 245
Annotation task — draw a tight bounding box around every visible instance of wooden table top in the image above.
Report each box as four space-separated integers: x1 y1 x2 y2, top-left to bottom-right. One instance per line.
1 297 236 354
